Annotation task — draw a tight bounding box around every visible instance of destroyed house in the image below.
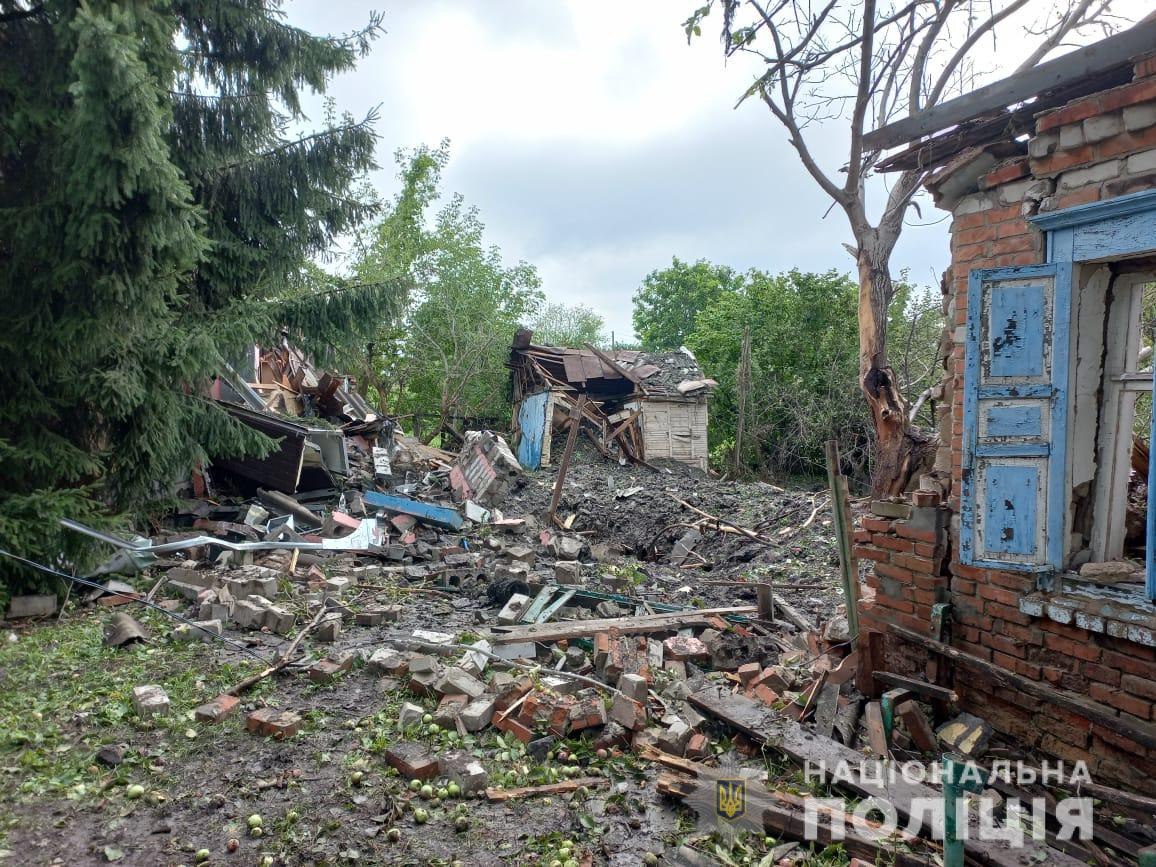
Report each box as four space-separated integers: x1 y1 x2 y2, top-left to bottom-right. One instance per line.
508 331 715 471
857 18 1156 793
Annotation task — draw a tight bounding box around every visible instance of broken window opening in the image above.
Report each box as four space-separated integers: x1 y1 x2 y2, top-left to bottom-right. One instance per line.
1070 266 1156 600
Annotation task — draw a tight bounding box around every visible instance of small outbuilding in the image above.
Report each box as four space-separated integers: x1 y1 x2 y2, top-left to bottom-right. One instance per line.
508 330 715 471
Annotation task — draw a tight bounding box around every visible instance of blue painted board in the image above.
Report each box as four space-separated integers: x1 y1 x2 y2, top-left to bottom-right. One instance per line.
988 285 1045 378
516 390 549 470
961 263 1070 572
984 405 1042 438
981 465 1039 556
362 491 464 530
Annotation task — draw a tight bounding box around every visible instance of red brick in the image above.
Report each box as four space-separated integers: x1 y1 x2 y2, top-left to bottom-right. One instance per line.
875 596 915 615
1100 78 1156 112
1013 659 1043 680
984 601 1032 626
998 621 1043 644
982 631 1027 659
954 224 997 245
914 541 942 559
1135 54 1156 80
986 570 1034 592
951 211 989 231
246 707 302 740
952 562 990 581
977 583 1020 607
1052 187 1101 209
875 561 915 583
872 534 914 553
1082 661 1121 688
194 693 240 724
981 159 1030 188
894 553 939 575
894 523 939 544
954 241 988 262
991 234 1037 255
383 741 438 779
852 528 872 544
861 516 893 534
994 219 1030 239
1030 144 1095 175
1090 682 1152 720
1095 125 1156 159
1122 673 1156 701
853 544 890 563
950 577 976 597
1037 97 1103 132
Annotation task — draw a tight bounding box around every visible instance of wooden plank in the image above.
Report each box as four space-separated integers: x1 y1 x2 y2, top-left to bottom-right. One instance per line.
889 623 1156 751
521 586 556 623
873 671 958 704
489 606 757 645
896 700 939 753
654 769 933 866
825 440 859 639
864 19 1156 151
687 686 1085 867
585 342 639 384
486 777 607 802
362 491 464 531
865 701 890 757
537 587 577 623
546 395 585 527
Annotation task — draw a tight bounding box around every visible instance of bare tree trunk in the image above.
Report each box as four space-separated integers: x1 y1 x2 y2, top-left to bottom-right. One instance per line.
856 239 935 495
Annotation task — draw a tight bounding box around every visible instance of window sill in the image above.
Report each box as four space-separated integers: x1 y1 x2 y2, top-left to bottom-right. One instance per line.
1020 579 1156 647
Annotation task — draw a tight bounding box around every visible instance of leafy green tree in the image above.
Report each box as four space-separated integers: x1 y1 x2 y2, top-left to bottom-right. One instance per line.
0 2 397 593
531 303 606 348
689 269 869 479
355 145 543 437
633 258 742 350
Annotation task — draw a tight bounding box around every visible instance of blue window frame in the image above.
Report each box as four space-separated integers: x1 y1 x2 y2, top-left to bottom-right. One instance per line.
964 190 1156 600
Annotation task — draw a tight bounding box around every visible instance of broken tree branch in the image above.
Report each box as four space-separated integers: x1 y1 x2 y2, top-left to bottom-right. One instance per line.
224 604 329 696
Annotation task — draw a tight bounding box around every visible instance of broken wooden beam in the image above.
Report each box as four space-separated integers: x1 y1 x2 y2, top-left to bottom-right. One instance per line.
485 776 607 802
686 686 1086 867
488 606 757 645
873 671 958 704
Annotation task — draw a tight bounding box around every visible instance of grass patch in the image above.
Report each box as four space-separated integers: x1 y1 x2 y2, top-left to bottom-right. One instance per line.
0 608 264 821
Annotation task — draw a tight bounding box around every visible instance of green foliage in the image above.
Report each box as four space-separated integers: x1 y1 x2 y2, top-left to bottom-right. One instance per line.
353 144 544 432
633 257 743 350
531 302 606 348
689 269 870 480
0 2 399 593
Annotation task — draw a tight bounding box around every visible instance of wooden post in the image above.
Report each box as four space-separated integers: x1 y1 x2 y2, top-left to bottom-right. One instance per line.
755 583 775 622
734 326 751 476
825 439 860 639
546 395 586 528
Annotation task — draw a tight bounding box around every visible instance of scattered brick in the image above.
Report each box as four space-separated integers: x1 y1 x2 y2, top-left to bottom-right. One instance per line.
246 707 302 740
194 693 240 724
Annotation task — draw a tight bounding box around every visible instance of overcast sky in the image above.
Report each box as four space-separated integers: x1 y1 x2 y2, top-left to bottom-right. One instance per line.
287 1 1145 342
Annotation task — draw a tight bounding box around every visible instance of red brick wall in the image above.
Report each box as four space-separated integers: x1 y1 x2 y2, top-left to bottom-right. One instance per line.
858 54 1156 794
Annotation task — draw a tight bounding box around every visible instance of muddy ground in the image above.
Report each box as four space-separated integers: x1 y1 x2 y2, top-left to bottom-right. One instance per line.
0 456 855 867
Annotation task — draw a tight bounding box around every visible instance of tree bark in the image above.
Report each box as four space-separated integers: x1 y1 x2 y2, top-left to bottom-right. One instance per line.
856 240 935 496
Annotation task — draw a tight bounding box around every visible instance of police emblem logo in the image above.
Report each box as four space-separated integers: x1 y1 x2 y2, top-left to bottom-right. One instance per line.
716 778 745 821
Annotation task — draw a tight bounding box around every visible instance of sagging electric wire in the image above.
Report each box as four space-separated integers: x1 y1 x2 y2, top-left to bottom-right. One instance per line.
0 547 272 664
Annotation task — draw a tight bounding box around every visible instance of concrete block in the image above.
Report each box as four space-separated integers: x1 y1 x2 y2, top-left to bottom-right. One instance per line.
316 613 342 643
434 667 486 700
1124 103 1156 132
6 594 57 618
459 696 497 732
497 593 531 624
617 673 648 702
555 561 581 584
232 598 266 629
658 719 692 755
398 701 425 729
1084 113 1122 142
459 639 491 678
262 605 295 635
663 635 710 662
448 760 489 794
434 694 470 727
131 685 170 718
609 694 647 730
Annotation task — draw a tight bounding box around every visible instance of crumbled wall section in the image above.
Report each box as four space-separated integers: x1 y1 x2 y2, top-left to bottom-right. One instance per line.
859 52 1156 794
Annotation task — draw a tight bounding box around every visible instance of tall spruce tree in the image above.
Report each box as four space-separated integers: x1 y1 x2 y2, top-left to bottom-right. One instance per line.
0 1 397 594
